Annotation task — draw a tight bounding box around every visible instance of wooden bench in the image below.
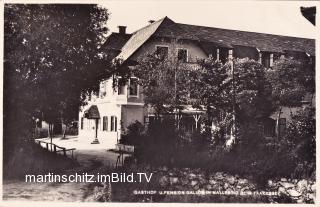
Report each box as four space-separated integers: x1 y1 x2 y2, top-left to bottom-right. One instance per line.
115 144 135 167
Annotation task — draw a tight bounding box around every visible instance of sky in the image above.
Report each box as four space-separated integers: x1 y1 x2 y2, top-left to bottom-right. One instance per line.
99 0 318 39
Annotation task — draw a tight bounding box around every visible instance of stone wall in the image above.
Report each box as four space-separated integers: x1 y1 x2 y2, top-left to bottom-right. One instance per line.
152 167 315 203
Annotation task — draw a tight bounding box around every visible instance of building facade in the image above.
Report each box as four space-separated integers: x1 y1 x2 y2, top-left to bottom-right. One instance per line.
78 17 315 149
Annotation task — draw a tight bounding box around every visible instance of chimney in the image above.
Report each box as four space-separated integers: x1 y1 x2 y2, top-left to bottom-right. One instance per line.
148 20 155 24
118 26 126 34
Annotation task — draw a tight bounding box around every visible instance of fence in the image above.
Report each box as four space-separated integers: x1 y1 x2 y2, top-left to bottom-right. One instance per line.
35 139 76 159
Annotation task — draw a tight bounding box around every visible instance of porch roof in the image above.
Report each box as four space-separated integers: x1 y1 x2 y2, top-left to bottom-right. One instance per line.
84 105 100 119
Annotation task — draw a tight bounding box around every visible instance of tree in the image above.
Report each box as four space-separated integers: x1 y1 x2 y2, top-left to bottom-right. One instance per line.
266 57 314 139
189 58 273 146
187 57 231 144
4 4 111 150
134 52 191 119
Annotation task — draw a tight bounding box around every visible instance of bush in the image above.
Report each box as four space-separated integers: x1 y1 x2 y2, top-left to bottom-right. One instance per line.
126 108 315 185
282 107 316 179
119 121 146 146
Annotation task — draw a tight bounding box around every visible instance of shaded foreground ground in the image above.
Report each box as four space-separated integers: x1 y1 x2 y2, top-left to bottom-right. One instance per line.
2 137 315 203
3 136 120 202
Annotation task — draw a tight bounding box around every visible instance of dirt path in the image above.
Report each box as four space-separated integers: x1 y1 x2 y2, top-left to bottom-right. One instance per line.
3 149 119 202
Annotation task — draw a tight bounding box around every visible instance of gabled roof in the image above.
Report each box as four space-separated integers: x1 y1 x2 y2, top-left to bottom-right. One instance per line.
100 32 132 51
115 16 315 62
152 17 198 40
116 17 166 61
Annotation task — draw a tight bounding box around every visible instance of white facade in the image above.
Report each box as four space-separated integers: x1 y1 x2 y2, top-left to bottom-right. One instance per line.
78 78 145 149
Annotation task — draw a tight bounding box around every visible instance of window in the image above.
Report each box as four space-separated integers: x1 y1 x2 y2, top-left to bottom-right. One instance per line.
99 81 107 98
103 116 108 131
228 49 233 59
219 48 229 63
118 78 126 95
177 49 188 62
262 52 271 68
156 46 169 59
80 118 84 130
129 78 138 96
263 118 276 137
111 116 118 131
36 120 42 128
146 116 156 125
216 48 220 61
270 54 274 67
279 118 286 137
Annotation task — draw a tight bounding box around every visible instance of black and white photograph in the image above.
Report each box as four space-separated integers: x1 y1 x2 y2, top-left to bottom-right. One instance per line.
1 0 318 205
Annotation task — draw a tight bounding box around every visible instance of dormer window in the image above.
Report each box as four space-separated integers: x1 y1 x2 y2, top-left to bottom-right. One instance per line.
156 46 169 59
178 49 188 62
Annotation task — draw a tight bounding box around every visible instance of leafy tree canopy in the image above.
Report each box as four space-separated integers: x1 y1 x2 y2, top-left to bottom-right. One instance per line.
4 4 111 143
134 54 191 115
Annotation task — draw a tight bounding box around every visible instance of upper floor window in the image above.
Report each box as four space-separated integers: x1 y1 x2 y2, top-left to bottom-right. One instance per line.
129 77 138 96
99 81 107 98
118 78 126 95
156 46 169 59
260 52 271 68
178 49 188 62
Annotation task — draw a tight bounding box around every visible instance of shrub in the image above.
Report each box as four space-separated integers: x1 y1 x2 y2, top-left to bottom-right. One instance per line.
119 121 146 146
282 107 316 179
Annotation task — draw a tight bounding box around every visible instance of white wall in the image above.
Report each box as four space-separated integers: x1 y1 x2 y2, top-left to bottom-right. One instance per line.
79 102 122 149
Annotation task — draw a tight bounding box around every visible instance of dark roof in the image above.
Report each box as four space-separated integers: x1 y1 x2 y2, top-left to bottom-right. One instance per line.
301 6 316 26
100 32 132 51
152 17 198 40
84 105 100 119
178 23 315 55
115 16 315 61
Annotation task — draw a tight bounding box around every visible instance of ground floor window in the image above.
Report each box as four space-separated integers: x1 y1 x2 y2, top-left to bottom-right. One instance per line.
263 118 276 137
111 116 118 131
103 116 108 131
279 118 286 137
80 117 84 130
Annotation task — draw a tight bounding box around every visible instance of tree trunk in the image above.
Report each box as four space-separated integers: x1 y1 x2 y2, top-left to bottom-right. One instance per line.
310 93 314 107
62 125 67 139
61 117 66 139
34 120 38 140
49 123 53 151
276 106 283 140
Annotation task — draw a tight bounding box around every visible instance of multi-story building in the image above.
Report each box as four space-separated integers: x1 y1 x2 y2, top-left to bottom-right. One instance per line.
78 17 315 148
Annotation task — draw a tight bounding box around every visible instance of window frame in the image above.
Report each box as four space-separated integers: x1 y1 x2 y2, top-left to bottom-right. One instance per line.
155 45 169 59
128 77 139 97
99 81 107 98
177 48 188 63
110 116 118 132
117 77 126 95
102 116 108 131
